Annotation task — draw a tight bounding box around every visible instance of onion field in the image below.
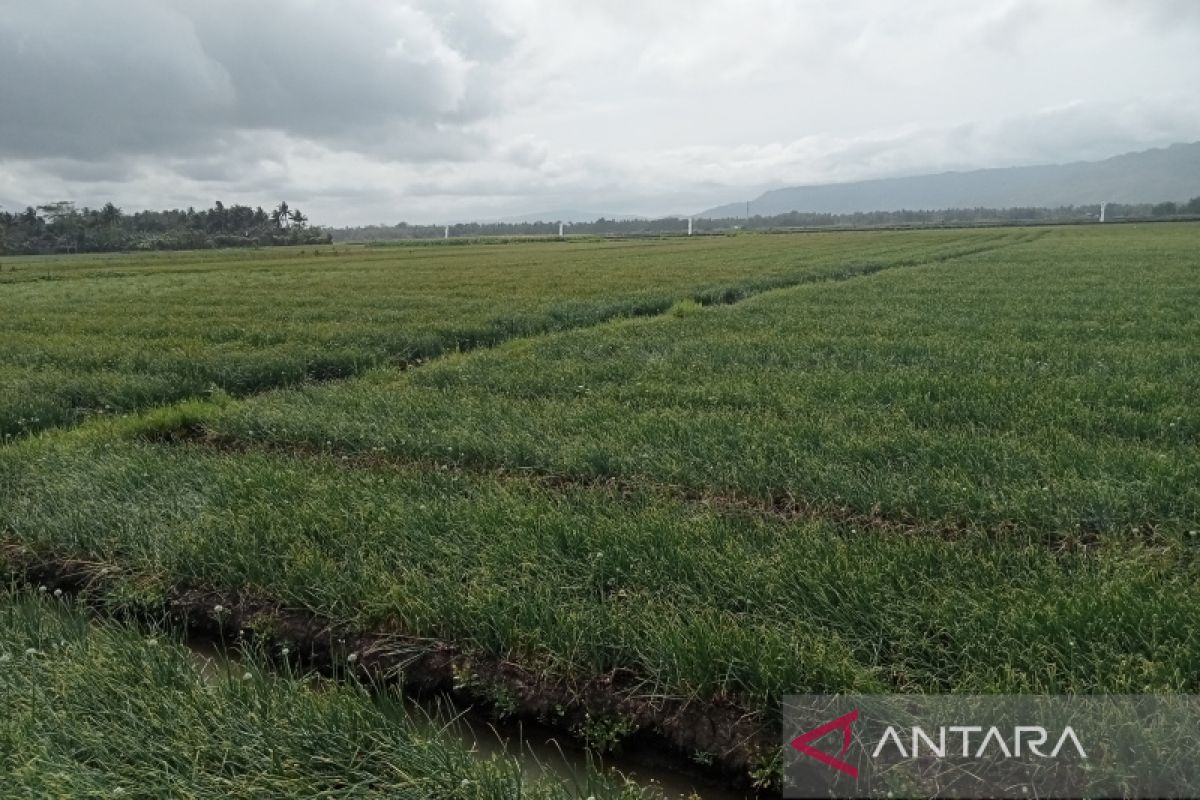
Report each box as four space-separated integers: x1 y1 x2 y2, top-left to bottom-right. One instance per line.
2 224 1197 797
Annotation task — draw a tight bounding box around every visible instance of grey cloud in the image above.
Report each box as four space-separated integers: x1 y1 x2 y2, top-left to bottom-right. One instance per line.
0 2 232 159
0 0 510 162
24 157 143 184
1 0 1197 226
1104 0 1200 29
968 1 1047 52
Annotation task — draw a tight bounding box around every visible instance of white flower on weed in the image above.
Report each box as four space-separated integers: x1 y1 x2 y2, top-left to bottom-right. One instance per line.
212 604 225 614
146 638 158 647
347 652 359 664
38 585 47 593
242 672 253 681
0 653 11 663
113 789 127 797
281 646 290 655
24 648 40 656
53 588 63 598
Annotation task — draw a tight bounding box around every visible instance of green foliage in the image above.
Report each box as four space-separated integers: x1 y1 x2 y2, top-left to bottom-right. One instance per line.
748 749 783 791
0 228 995 438
0 200 329 256
2 223 1198 789
2 432 1197 706
574 713 638 753
667 298 704 317
212 224 1200 537
0 592 645 799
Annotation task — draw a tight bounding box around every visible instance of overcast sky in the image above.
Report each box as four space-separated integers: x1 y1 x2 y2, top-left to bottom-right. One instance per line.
1 0 1197 225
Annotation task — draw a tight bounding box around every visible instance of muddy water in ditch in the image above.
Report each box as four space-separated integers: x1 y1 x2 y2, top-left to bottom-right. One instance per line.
189 640 751 800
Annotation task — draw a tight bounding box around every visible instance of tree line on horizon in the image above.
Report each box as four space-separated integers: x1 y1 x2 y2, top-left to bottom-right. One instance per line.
331 198 1200 241
0 200 331 256
3 196 1198 255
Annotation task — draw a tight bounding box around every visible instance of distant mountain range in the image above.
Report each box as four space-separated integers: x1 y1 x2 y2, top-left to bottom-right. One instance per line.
699 142 1200 218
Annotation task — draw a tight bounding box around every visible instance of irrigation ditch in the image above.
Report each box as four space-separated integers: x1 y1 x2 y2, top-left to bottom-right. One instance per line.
3 542 771 797
184 637 750 800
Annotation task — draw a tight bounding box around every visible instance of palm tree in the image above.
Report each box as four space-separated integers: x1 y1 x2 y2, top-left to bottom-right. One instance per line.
289 208 307 229
271 201 290 229
99 202 122 227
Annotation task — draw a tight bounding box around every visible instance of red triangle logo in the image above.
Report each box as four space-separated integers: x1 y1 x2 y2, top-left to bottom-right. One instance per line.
790 709 860 778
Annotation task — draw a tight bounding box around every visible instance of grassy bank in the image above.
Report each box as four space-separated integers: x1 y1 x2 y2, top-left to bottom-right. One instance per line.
0 591 645 799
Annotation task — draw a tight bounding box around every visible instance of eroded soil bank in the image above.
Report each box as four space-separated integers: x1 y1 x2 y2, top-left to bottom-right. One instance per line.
8 548 773 798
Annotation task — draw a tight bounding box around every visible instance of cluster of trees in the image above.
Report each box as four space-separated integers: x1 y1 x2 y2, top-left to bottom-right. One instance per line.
0 200 331 255
333 198 1200 241
5 195 1198 254
1150 199 1200 217
708 198 1200 230
329 219 682 241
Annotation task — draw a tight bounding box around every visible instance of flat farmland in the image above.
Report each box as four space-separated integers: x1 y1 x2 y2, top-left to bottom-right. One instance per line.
210 224 1199 537
0 229 1010 438
2 224 1197 795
